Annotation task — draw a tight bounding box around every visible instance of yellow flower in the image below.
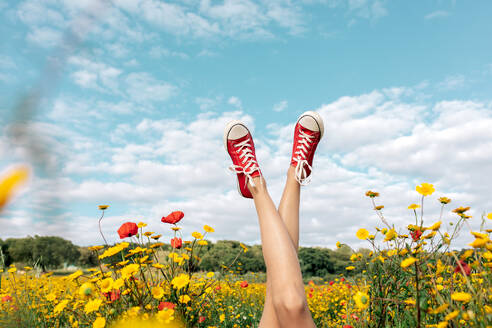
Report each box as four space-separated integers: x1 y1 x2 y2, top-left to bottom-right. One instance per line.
156 309 175 324
401 257 417 268
171 227 181 231
206 272 215 278
151 234 162 240
198 240 208 246
408 204 420 210
353 291 370 310
356 228 369 240
179 295 191 303
8 267 17 273
204 225 214 233
469 238 488 248
384 229 397 242
99 277 113 293
120 264 140 279
171 274 190 290
99 243 129 259
460 249 474 260
386 249 397 257
220 314 225 322
345 266 355 271
404 298 415 305
438 197 451 204
137 222 147 228
0 165 30 209
113 278 124 290
98 205 109 210
365 190 379 198
152 286 164 299
84 299 102 314
428 221 441 231
416 183 435 196
487 212 492 220
336 241 342 248
445 310 459 321
374 205 384 210
79 282 95 298
471 231 488 239
192 231 203 239
89 245 104 251
54 300 69 314
451 292 472 302
93 317 106 328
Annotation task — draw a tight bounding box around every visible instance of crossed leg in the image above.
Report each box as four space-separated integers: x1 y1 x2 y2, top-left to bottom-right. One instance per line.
253 166 315 328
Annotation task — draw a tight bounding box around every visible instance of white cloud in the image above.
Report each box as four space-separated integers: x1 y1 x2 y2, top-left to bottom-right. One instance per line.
26 27 63 47
71 70 98 88
2 86 491 249
348 0 387 22
125 72 177 103
438 75 466 90
196 96 222 111
149 46 189 59
228 96 242 108
425 10 450 20
197 49 218 57
273 100 288 112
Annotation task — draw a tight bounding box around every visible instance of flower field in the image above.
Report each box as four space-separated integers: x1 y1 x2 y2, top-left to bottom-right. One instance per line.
0 169 491 328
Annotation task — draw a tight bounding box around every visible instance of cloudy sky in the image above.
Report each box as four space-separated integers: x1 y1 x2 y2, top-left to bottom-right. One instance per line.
0 0 491 249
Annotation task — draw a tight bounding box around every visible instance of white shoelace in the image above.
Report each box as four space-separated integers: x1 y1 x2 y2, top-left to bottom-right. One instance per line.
229 138 262 188
293 130 315 186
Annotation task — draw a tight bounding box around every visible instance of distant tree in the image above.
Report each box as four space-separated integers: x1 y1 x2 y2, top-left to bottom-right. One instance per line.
77 247 98 268
199 240 265 273
298 247 335 278
8 236 80 271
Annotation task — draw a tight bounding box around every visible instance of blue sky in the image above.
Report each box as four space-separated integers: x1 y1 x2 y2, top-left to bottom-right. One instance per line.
0 0 491 248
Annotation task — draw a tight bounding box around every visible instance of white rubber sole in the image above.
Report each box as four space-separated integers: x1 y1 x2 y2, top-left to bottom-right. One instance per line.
297 110 324 139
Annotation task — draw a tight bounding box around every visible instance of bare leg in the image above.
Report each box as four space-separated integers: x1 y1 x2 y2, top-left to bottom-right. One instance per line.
259 166 302 327
278 166 301 249
251 176 315 328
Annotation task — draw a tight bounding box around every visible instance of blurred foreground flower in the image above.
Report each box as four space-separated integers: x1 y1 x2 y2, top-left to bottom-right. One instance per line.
0 165 30 211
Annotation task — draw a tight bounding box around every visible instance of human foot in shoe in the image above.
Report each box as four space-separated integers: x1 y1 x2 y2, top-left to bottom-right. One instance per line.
224 120 262 198
290 111 324 185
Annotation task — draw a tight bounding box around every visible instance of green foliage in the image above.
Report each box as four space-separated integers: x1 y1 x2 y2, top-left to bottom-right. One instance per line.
298 246 335 277
199 240 266 273
6 236 80 271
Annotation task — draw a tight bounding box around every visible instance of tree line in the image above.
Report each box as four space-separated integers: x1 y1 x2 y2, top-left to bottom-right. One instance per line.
0 236 363 279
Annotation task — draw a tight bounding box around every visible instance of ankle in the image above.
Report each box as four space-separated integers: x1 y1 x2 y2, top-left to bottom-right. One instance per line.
247 176 267 195
287 165 302 183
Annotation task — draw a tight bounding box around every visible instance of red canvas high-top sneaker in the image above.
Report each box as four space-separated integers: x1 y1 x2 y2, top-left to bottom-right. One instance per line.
290 111 324 185
224 120 262 198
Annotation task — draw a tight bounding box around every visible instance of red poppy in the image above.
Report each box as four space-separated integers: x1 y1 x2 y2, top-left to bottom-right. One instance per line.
161 211 184 224
215 285 222 291
340 278 345 282
170 237 183 249
158 302 176 311
198 316 206 323
240 281 249 288
117 222 138 239
411 229 422 241
329 281 334 285
454 260 471 276
343 325 354 328
1 295 12 303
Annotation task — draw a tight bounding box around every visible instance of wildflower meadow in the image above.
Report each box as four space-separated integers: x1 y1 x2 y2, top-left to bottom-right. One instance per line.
0 165 490 327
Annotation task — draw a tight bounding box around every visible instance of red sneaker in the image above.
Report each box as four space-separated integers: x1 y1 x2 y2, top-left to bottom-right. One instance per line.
224 120 262 198
290 111 324 185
